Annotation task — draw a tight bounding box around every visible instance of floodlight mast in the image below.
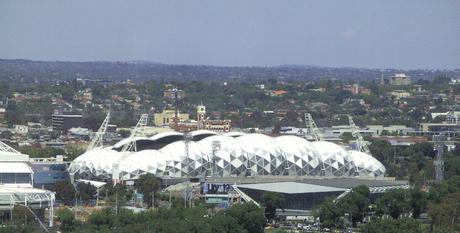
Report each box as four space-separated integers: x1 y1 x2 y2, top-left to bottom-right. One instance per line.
348 115 370 154
184 133 192 177
433 134 445 183
304 113 322 141
86 111 111 152
121 113 149 152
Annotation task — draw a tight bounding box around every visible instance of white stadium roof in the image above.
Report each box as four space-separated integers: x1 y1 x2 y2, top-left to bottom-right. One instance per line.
0 162 33 173
70 132 386 180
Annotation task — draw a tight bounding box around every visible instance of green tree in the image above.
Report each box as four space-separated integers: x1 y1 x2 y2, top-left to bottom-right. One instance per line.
360 218 422 233
369 140 393 163
376 189 410 219
338 185 370 226
209 214 246 233
53 181 76 202
261 192 285 220
340 132 354 143
428 192 460 233
135 173 160 207
317 197 344 229
57 207 76 232
88 208 115 229
224 202 266 233
409 188 428 219
77 182 97 201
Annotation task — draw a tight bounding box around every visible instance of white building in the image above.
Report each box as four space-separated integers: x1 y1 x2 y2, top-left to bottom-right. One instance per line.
0 142 55 227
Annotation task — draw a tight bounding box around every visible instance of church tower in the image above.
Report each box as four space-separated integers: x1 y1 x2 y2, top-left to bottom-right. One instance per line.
197 104 206 129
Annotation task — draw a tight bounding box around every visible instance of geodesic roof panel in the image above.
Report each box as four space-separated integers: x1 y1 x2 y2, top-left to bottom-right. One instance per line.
236 134 285 176
275 135 322 176
117 149 167 179
311 141 354 176
70 131 385 180
69 147 126 179
348 151 386 177
197 135 248 177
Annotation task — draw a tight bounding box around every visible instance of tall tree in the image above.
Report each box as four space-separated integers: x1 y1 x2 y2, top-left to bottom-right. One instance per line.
135 173 160 207
261 192 285 220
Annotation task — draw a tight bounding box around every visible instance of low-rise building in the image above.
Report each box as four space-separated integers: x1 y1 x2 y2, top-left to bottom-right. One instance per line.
390 73 411 86
153 109 189 126
164 89 186 100
52 113 83 133
391 90 411 99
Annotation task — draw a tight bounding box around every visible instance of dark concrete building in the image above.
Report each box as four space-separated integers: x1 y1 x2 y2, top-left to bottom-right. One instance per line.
52 114 83 133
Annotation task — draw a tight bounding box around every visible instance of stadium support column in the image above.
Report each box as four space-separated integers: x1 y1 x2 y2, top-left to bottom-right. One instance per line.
112 163 120 184
211 141 221 177
49 194 54 227
174 88 179 131
433 135 446 183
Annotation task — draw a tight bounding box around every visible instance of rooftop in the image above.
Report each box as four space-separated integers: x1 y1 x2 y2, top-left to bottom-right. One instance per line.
237 182 345 194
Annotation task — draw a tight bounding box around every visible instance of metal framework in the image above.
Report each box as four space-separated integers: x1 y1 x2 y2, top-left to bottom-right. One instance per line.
184 133 192 177
433 134 445 182
447 110 457 124
304 113 322 141
0 140 20 154
348 115 370 154
0 190 55 228
121 114 149 152
86 112 110 152
211 141 221 177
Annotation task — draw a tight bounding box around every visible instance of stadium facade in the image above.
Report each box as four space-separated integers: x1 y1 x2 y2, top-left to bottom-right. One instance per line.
69 130 386 181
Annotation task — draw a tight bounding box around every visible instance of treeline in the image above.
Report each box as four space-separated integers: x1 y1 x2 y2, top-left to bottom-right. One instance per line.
1 59 458 83
317 176 460 233
1 202 266 233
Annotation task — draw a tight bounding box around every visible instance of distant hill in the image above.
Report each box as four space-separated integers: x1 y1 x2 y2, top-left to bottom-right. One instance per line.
0 59 458 83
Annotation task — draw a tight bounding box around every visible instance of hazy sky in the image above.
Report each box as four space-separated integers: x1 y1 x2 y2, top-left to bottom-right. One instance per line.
1 0 459 69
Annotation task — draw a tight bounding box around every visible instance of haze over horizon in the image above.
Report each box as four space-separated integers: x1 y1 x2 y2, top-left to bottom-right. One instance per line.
1 0 459 70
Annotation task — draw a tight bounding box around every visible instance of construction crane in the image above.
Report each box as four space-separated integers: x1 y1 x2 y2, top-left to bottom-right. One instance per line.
348 115 370 154
304 113 322 141
121 114 149 152
86 112 111 152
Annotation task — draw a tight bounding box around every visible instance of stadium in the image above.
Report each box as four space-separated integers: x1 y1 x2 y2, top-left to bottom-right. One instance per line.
69 129 386 181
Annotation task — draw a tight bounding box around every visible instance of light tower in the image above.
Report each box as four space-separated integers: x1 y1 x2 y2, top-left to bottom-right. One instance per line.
348 115 370 154
184 133 192 177
121 113 149 152
433 134 446 183
86 111 110 151
211 141 221 177
304 113 322 141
